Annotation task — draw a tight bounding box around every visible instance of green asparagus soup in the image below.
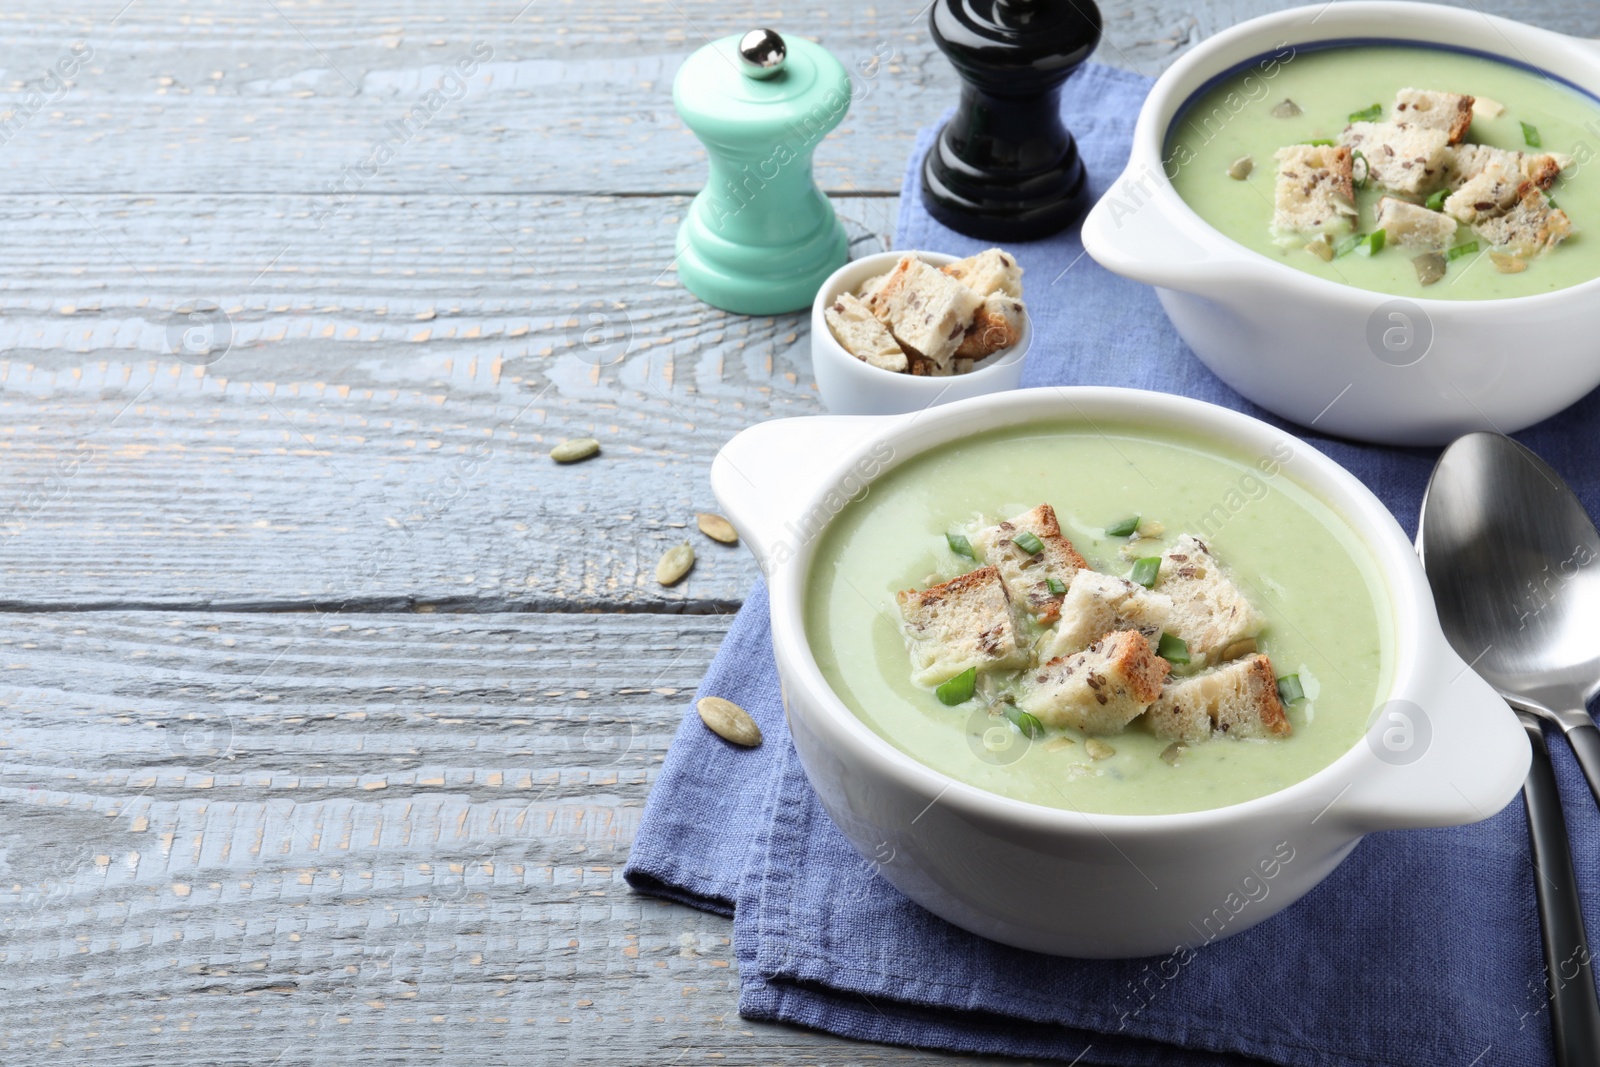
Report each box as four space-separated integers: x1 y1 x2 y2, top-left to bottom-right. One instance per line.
804 423 1393 816
1165 44 1600 298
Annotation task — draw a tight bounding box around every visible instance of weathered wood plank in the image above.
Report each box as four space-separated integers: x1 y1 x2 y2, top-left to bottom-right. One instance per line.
0 610 1031 1064
0 193 897 612
3 1 1591 198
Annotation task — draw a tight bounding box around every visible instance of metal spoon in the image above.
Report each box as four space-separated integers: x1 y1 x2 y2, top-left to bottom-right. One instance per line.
1418 432 1600 802
1419 431 1600 1065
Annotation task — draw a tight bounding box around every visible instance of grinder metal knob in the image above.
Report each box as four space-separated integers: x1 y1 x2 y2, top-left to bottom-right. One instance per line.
738 28 787 79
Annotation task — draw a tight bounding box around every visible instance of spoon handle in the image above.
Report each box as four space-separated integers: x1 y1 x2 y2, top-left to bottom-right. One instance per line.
1561 722 1600 811
1521 713 1600 1066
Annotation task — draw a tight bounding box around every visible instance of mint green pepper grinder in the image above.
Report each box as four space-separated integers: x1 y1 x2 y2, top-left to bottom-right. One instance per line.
673 29 850 316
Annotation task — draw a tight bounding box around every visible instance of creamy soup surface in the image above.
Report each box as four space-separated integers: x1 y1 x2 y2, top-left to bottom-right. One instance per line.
1166 44 1600 299
803 422 1394 816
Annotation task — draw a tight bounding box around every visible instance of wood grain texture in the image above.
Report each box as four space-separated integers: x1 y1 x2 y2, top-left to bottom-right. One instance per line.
3 0 1597 1063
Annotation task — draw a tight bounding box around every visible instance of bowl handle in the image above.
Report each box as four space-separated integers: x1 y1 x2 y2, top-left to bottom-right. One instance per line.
1324 636 1530 833
711 414 901 575
1081 165 1259 293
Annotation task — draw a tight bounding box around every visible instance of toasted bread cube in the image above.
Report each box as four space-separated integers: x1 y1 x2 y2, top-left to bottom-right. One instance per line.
1145 654 1291 741
1443 159 1529 224
1443 144 1568 191
939 248 1023 298
970 504 1088 623
865 254 984 368
1339 121 1449 195
1393 88 1475 144
1018 630 1170 733
896 566 1030 687
1039 569 1175 660
1375 196 1459 251
1271 144 1358 237
954 293 1026 361
824 292 907 372
1472 186 1572 257
1156 535 1265 666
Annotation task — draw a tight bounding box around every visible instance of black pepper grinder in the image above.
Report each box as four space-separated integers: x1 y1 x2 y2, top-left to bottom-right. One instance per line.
921 0 1102 241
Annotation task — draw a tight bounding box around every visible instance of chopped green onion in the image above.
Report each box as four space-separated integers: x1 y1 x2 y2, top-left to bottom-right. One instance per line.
1356 229 1386 257
1157 632 1190 665
1130 556 1161 589
1333 233 1364 258
1013 530 1044 555
1303 138 1336 146
1425 188 1448 211
1521 121 1542 148
1004 705 1045 739
1046 577 1067 596
1549 195 1561 209
946 532 975 559
1106 516 1140 537
1351 149 1369 189
1277 674 1306 704
1349 103 1382 122
936 667 977 706
1446 241 1479 261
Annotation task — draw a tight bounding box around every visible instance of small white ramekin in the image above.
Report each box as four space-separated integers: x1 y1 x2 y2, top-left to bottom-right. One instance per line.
810 250 1031 416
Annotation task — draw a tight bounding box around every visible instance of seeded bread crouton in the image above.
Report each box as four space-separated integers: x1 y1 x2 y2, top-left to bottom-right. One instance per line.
970 504 1088 623
1443 144 1568 191
1038 569 1175 661
1443 159 1528 224
1393 88 1475 144
1339 121 1449 194
954 293 1026 360
1472 186 1572 257
824 292 908 372
865 254 985 369
1144 654 1291 741
939 248 1023 298
1271 144 1358 237
896 566 1031 687
1156 535 1266 666
1018 630 1171 733
1375 196 1459 251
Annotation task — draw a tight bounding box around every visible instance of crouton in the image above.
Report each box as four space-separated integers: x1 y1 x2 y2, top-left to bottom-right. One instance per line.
1017 631 1171 733
970 504 1088 623
1442 159 1529 224
939 248 1023 298
954 293 1026 360
1375 196 1460 251
1144 654 1291 741
865 254 984 369
1443 144 1567 190
1156 535 1266 666
1472 186 1572 257
896 566 1031 687
1393 88 1475 144
1339 121 1449 194
824 292 908 372
1271 143 1358 237
1038 569 1175 660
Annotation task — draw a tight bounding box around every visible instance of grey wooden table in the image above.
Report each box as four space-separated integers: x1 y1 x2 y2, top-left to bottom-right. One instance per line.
3 1 1594 1063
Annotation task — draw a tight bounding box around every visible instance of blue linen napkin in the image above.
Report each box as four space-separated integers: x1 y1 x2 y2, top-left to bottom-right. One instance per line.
625 62 1600 1065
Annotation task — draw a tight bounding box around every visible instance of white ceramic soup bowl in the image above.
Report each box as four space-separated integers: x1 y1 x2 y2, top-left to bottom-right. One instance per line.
1080 1 1600 447
711 387 1527 959
811 250 1031 416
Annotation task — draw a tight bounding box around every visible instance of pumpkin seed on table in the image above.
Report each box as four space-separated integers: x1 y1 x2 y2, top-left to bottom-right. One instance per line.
697 696 762 747
1084 738 1116 760
656 542 695 586
550 437 600 463
696 512 738 544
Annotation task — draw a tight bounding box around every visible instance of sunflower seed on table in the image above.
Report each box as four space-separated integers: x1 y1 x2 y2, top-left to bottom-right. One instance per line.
655 542 695 586
696 512 738 544
550 437 600 463
697 696 762 747
1084 738 1115 760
